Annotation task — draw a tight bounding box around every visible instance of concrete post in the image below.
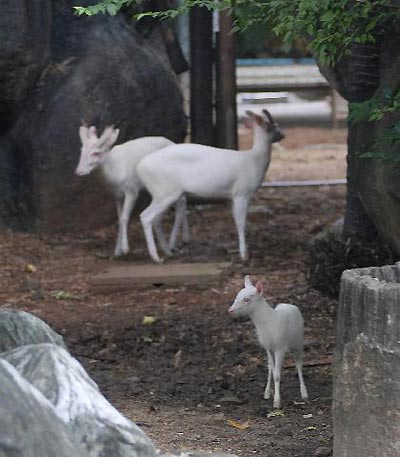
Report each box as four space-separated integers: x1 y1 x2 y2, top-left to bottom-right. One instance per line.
334 263 400 457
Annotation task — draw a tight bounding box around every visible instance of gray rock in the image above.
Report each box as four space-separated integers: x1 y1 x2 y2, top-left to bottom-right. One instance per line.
163 453 238 457
334 264 400 457
315 446 332 457
1 1 186 231
0 308 65 353
0 358 85 457
0 0 51 129
3 343 158 457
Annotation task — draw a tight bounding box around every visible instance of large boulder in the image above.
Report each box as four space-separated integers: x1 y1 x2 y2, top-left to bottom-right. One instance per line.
0 0 51 131
0 358 86 457
2 342 239 457
0 0 186 232
3 343 158 457
0 311 238 457
0 309 66 353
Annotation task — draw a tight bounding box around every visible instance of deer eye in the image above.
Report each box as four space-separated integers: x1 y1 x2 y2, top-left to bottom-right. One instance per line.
243 297 250 304
91 151 100 157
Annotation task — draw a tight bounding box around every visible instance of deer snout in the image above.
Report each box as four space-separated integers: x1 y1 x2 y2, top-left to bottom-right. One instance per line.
75 168 88 177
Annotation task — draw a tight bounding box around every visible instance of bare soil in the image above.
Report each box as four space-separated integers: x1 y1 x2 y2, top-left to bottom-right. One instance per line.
0 126 347 457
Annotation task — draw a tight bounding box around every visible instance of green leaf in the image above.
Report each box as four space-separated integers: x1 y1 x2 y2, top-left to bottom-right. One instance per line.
51 290 74 300
106 4 118 15
267 409 285 418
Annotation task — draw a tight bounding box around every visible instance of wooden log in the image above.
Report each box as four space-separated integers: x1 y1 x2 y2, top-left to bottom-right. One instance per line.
334 263 400 457
90 262 231 293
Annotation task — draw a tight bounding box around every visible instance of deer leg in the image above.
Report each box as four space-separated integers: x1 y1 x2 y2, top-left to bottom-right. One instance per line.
294 352 308 400
154 214 172 256
272 351 284 409
232 196 250 260
140 195 179 263
116 192 136 256
114 197 123 256
264 350 274 400
169 195 189 250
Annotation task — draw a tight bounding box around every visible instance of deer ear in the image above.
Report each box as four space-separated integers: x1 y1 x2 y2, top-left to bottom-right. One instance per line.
242 117 252 129
262 109 274 125
100 127 119 149
111 128 120 144
79 126 89 145
244 275 253 288
254 114 263 126
255 281 263 295
89 126 98 138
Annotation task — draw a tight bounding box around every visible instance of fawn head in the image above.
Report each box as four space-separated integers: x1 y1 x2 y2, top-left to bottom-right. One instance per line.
229 275 264 316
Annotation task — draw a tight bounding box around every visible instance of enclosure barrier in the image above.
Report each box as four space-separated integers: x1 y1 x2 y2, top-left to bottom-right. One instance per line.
334 263 400 457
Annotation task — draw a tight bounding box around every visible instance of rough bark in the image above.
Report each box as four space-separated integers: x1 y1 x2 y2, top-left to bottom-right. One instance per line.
316 25 400 256
334 264 400 457
0 0 186 232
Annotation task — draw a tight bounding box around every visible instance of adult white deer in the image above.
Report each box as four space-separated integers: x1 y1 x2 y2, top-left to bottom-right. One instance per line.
75 125 189 257
136 109 284 262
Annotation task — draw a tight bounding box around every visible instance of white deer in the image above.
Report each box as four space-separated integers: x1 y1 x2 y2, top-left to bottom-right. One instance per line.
136 109 284 262
75 125 189 257
229 275 308 409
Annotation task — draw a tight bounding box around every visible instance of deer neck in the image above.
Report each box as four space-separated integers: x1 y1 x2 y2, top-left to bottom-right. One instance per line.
250 126 272 166
98 150 117 182
249 298 276 338
245 126 272 183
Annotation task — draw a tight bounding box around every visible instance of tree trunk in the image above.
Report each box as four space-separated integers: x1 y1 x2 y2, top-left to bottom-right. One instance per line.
315 27 400 258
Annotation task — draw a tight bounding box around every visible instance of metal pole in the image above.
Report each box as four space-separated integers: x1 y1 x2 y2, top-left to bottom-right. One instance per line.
215 9 238 149
189 6 214 145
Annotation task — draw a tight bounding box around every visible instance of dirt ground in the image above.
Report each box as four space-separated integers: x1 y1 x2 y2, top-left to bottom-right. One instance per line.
0 126 347 457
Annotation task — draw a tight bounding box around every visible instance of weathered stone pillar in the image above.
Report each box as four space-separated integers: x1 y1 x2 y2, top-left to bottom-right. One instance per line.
334 263 400 457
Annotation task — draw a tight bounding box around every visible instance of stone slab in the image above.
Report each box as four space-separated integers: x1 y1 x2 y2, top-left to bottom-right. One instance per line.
90 262 231 293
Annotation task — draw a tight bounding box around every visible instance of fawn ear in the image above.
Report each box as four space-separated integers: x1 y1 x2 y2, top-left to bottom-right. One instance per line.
255 281 263 295
244 275 253 288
